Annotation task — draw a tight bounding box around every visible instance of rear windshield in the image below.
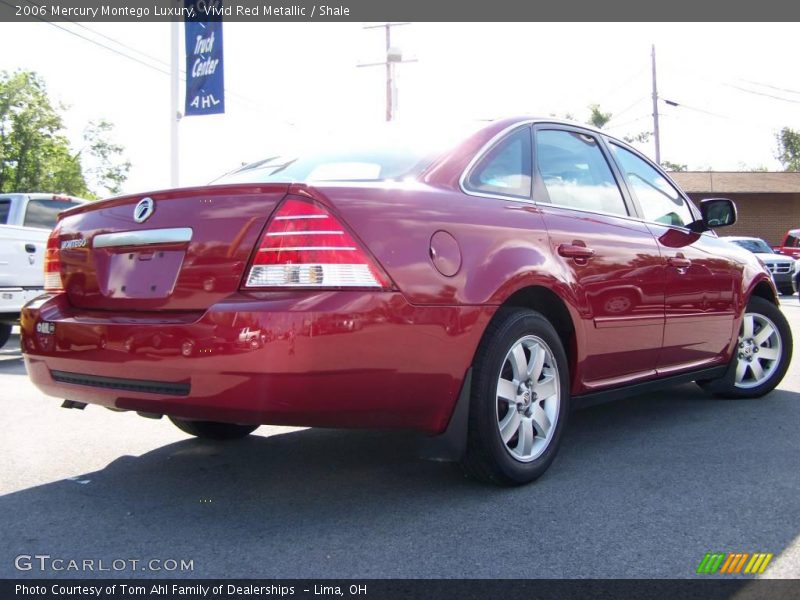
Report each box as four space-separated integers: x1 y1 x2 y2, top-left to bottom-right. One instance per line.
212 123 476 185
730 238 775 254
0 199 9 224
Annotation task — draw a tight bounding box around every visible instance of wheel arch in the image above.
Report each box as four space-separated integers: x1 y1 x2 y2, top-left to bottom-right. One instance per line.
749 277 779 305
495 285 579 376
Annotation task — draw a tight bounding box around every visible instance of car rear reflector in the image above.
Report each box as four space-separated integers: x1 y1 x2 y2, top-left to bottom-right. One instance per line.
244 197 388 289
44 226 63 292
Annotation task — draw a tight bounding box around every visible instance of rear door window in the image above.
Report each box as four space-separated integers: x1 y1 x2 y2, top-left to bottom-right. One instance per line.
534 129 628 216
464 127 532 199
23 199 80 229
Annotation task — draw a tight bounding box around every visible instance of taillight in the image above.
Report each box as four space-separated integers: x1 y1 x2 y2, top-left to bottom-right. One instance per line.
244 197 389 289
44 226 63 292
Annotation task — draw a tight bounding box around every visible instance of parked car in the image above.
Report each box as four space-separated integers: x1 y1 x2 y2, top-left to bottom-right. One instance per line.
722 236 798 296
0 193 87 348
774 228 800 260
20 118 793 486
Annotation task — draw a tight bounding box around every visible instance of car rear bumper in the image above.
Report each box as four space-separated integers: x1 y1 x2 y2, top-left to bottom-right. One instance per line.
21 292 493 434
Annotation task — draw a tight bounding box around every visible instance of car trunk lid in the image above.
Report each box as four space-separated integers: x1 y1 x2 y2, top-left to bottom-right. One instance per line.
56 184 288 311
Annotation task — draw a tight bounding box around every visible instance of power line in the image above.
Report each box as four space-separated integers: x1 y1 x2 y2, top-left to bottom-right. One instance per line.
71 22 171 69
22 0 172 69
590 64 648 108
660 98 789 132
603 114 652 131
740 78 800 97
2 0 172 76
660 99 728 120
15 0 278 117
607 96 648 124
659 60 800 106
724 82 800 105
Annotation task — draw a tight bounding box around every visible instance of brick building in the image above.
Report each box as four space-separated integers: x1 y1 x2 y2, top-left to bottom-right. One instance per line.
670 171 800 246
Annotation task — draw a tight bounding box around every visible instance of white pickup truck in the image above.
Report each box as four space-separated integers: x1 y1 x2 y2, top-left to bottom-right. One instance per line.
0 193 87 348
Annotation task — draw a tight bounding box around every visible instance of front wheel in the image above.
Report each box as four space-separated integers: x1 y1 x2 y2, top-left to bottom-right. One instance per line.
460 308 570 486
169 416 258 440
699 296 792 399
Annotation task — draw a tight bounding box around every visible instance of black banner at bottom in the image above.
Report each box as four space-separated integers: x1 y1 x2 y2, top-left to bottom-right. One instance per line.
4 579 800 600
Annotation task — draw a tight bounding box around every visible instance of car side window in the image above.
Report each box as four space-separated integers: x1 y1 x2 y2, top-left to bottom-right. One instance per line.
534 129 628 216
0 199 10 224
465 127 532 199
786 234 799 248
610 144 694 228
23 199 78 230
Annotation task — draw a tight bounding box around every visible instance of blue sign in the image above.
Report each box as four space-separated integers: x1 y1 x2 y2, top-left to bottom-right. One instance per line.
184 1 224 116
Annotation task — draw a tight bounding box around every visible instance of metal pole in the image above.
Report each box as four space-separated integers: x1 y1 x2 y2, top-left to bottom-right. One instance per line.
651 44 661 165
359 23 412 122
385 24 392 121
170 19 180 187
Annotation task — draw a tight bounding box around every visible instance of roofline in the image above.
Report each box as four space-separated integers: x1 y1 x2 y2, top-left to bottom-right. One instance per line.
669 170 800 194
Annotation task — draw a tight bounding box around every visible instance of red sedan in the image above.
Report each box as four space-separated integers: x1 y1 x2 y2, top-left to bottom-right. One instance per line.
21 118 792 485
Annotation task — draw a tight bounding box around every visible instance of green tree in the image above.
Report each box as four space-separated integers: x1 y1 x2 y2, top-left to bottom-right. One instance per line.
661 160 687 172
0 70 129 198
776 127 800 171
623 131 652 144
0 70 84 194
583 103 653 147
587 104 612 129
80 120 131 197
736 162 769 172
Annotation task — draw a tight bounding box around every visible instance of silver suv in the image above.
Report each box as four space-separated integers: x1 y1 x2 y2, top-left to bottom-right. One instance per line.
723 236 798 296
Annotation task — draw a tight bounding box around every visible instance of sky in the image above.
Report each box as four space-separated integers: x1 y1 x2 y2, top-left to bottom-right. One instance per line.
1 21 800 195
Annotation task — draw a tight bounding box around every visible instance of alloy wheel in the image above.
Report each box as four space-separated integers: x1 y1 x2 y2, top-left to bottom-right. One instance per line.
495 335 560 462
734 312 783 389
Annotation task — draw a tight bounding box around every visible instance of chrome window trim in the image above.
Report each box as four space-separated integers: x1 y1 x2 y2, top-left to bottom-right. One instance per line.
458 119 722 238
537 201 641 223
93 227 193 249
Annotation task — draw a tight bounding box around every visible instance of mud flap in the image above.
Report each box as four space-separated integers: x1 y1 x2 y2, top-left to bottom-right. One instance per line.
418 368 471 462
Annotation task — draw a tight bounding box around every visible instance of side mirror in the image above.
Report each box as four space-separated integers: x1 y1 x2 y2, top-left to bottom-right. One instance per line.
688 198 737 233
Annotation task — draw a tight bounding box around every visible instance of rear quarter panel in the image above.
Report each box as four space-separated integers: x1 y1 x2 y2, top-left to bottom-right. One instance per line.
301 182 592 391
305 182 563 307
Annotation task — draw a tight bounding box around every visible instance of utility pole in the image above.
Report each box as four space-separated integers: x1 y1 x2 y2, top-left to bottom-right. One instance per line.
358 23 417 121
651 44 661 165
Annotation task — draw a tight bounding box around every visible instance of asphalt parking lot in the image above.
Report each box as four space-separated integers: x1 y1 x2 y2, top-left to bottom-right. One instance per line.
1 299 799 580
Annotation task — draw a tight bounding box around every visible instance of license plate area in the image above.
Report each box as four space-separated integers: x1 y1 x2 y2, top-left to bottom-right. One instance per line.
99 250 185 299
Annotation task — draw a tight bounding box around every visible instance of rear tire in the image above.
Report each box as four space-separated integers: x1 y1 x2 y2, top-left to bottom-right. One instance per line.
169 416 258 440
698 296 792 399
0 324 11 349
460 307 570 486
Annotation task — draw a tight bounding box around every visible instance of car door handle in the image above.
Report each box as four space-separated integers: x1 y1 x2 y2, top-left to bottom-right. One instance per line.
24 243 36 253
558 244 595 259
668 256 692 269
